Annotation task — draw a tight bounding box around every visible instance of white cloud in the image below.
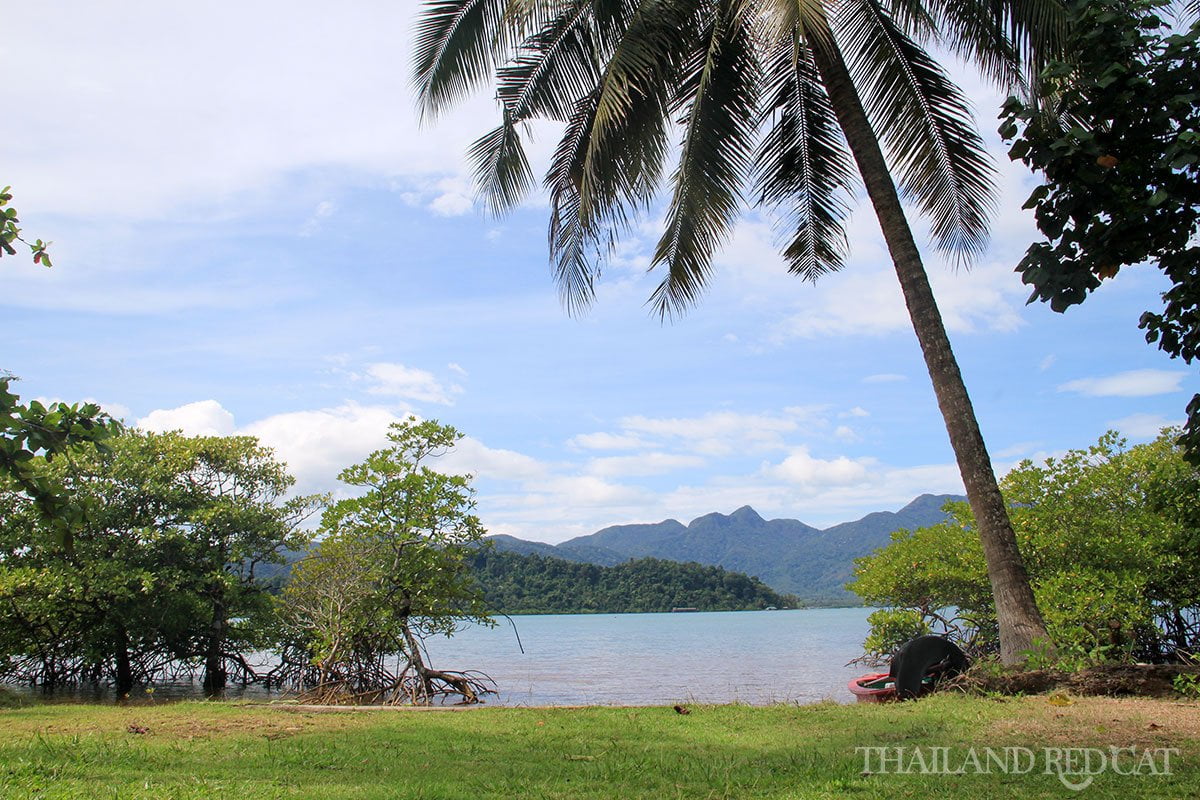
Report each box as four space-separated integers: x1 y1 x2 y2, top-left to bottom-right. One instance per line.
132 395 975 544
242 403 408 495
2 2 506 221
840 406 870 418
587 453 706 478
870 463 966 505
133 397 552 502
620 409 809 456
863 373 907 384
767 448 873 487
364 362 461 405
428 177 476 216
833 425 859 442
568 432 649 451
1108 413 1179 439
1057 369 1186 398
137 400 236 436
443 437 548 482
710 217 1027 343
1039 355 1056 372
526 476 652 510
994 441 1042 459
770 266 912 339
299 199 336 236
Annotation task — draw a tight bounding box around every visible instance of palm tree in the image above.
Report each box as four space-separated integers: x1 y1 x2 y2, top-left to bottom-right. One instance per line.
412 0 1061 664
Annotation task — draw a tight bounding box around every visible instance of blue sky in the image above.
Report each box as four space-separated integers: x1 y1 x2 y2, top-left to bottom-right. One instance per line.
4 2 1195 542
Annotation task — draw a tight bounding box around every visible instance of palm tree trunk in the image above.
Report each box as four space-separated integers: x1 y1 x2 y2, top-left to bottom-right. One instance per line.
809 36 1053 665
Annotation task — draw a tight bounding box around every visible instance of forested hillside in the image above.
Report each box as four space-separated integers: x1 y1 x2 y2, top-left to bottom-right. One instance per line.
489 494 962 603
471 551 795 614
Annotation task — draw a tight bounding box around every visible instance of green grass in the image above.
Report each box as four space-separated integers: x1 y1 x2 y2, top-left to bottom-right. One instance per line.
0 695 1197 798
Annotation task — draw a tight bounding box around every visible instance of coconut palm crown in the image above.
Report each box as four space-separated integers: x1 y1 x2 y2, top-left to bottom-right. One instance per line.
412 0 1063 664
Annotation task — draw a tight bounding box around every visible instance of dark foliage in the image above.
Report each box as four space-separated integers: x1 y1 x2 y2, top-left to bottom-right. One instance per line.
471 550 796 614
1000 0 1200 461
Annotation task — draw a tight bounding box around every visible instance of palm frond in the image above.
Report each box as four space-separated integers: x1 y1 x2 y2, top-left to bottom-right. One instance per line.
928 0 1067 94
468 110 535 215
541 0 698 314
887 0 1023 89
575 0 699 235
546 89 603 314
757 0 836 47
873 0 938 39
754 31 856 282
475 0 633 214
413 0 513 119
993 0 1070 84
649 0 761 317
839 0 996 262
496 0 604 122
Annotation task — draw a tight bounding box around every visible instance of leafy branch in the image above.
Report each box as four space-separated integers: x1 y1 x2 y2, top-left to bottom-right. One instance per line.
1 186 52 267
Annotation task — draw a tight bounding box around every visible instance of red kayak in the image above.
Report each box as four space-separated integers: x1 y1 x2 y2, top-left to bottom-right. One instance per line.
848 672 899 703
848 671 937 703
850 636 970 703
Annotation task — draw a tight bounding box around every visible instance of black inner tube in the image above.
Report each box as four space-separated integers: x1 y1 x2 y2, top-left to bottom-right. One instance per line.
888 635 968 699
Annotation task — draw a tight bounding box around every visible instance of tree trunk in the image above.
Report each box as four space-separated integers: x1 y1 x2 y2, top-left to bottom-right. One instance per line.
809 35 1053 665
114 627 134 697
398 617 483 704
202 601 227 694
204 546 230 693
400 617 434 702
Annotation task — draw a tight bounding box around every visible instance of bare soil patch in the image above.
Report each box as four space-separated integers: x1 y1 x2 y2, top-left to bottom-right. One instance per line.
1 703 372 740
987 695 1200 747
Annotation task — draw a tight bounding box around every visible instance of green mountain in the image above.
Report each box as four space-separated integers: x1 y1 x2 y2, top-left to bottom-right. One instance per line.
471 551 794 614
488 494 962 604
485 534 626 566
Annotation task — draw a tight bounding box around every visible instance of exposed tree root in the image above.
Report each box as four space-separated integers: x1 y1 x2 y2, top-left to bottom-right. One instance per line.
946 663 1200 698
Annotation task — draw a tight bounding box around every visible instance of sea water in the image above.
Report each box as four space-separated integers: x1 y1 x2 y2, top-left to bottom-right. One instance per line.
6 607 874 706
422 607 874 706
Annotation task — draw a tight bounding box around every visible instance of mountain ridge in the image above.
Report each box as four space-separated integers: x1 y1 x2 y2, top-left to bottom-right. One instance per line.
488 494 964 604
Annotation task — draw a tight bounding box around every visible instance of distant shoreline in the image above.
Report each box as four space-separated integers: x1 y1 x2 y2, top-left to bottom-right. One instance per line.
491 604 866 616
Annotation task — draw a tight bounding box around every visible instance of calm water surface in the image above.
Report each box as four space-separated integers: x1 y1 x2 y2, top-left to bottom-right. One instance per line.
9 608 874 706
425 607 873 705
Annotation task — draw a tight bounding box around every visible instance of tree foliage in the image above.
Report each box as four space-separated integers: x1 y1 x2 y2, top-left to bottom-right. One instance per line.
1000 0 1200 460
472 550 796 613
851 430 1200 666
0 376 121 553
0 430 319 694
0 187 51 266
280 417 493 705
2 410 498 702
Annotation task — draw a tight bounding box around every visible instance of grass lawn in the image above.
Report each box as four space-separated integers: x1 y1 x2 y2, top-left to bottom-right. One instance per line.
1 694 1197 798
